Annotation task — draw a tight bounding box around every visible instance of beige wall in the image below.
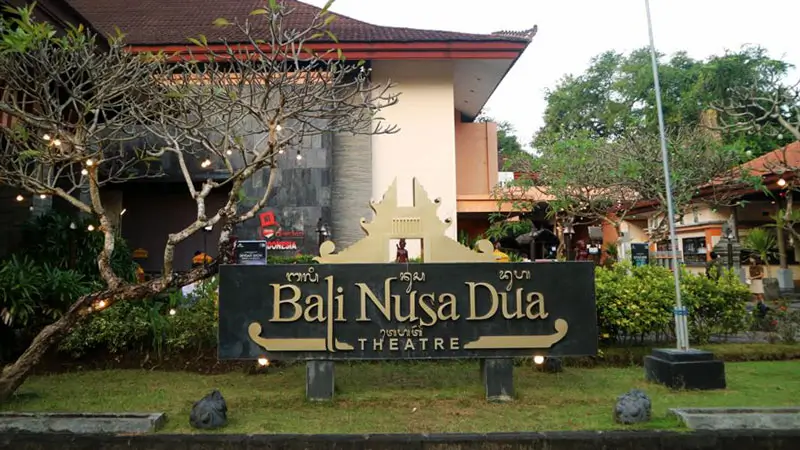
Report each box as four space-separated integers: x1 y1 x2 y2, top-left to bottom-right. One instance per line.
621 220 649 242
455 114 498 196
371 60 458 239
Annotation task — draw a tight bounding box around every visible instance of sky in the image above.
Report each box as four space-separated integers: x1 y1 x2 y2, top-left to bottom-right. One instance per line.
305 0 800 148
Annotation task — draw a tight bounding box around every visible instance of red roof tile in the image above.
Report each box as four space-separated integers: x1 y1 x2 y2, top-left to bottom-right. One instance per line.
66 0 535 46
739 141 800 176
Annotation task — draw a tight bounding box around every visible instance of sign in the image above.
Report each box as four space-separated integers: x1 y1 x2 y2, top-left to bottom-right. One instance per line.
218 262 597 360
235 240 267 266
631 243 650 267
258 211 304 252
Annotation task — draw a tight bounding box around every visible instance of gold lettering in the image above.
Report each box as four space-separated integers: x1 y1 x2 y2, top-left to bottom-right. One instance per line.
358 338 367 350
419 337 429 351
269 284 302 322
395 290 417 322
502 288 525 319
304 294 325 322
373 339 383 351
450 337 460 350
403 339 415 351
356 278 395 321
335 286 346 322
438 293 459 321
434 337 445 350
418 293 438 327
525 292 549 319
389 338 399 351
466 282 498 320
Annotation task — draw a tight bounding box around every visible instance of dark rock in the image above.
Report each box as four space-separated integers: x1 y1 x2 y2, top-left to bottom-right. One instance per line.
614 389 652 425
543 357 563 373
189 390 228 430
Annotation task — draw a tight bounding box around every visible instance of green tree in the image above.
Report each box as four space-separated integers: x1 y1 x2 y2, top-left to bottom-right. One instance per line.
536 46 794 156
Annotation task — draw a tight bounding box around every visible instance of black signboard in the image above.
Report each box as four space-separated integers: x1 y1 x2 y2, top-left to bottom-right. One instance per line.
631 243 650 267
235 240 267 266
218 262 597 360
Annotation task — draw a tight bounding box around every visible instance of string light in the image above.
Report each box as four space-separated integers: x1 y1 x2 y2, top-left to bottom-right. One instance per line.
81 168 89 176
42 134 51 141
276 124 282 131
87 224 95 231
533 355 545 365
257 357 270 367
15 194 23 202
85 159 95 167
39 194 46 199
52 139 61 147
201 159 212 168
778 178 787 187
169 308 177 316
96 300 107 309
278 149 284 154
296 151 302 161
225 149 232 156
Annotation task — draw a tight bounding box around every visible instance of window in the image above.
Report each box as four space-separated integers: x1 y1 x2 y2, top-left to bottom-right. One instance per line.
682 237 707 265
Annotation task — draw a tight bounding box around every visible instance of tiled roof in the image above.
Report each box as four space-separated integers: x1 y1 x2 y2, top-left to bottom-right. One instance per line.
66 0 535 46
739 141 800 176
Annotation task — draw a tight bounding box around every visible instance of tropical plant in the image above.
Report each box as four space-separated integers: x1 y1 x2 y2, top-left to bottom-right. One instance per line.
743 227 777 275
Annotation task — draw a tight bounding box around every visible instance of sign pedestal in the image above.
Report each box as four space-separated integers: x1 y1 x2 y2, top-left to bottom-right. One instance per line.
481 358 514 402
644 349 726 390
306 361 335 401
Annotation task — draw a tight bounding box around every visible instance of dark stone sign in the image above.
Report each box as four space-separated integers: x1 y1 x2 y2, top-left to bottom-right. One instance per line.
218 262 597 360
631 243 650 267
234 241 267 266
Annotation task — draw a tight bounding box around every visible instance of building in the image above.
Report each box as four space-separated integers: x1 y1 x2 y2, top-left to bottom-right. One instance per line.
604 142 800 287
1 0 535 270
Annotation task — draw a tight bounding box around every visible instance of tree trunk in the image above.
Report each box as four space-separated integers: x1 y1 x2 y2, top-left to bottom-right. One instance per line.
0 266 214 403
0 293 92 402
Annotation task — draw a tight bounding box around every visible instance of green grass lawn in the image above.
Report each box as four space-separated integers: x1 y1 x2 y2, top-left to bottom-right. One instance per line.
2 360 799 434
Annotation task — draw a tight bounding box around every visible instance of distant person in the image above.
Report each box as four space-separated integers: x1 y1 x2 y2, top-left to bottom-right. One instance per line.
192 250 213 268
705 251 721 281
574 240 590 261
747 255 765 303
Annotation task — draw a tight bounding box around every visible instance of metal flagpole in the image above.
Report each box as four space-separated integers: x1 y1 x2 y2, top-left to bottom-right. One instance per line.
644 0 690 351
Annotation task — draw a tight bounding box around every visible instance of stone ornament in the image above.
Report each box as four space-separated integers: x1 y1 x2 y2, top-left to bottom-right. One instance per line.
614 389 652 425
189 389 228 430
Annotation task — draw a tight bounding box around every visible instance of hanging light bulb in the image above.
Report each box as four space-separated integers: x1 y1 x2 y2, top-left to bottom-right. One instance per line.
778 178 787 187
87 224 95 231
42 134 51 141
296 151 302 161
225 149 232 155
39 194 46 199
201 159 212 168
15 194 23 202
278 149 285 154
52 139 61 147
169 308 177 316
276 124 282 131
85 159 95 167
81 168 89 176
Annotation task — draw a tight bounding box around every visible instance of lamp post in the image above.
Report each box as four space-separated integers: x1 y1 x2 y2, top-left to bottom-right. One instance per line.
641 0 725 391
316 219 330 255
644 0 689 351
203 224 213 268
563 224 575 261
725 227 734 270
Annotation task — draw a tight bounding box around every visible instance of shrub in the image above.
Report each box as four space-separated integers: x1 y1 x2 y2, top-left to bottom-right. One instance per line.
595 262 750 345
267 254 316 264
767 301 800 344
0 255 94 327
20 211 138 282
59 276 219 358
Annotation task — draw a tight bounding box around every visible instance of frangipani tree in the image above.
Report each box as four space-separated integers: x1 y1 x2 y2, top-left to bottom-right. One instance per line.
0 1 397 402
